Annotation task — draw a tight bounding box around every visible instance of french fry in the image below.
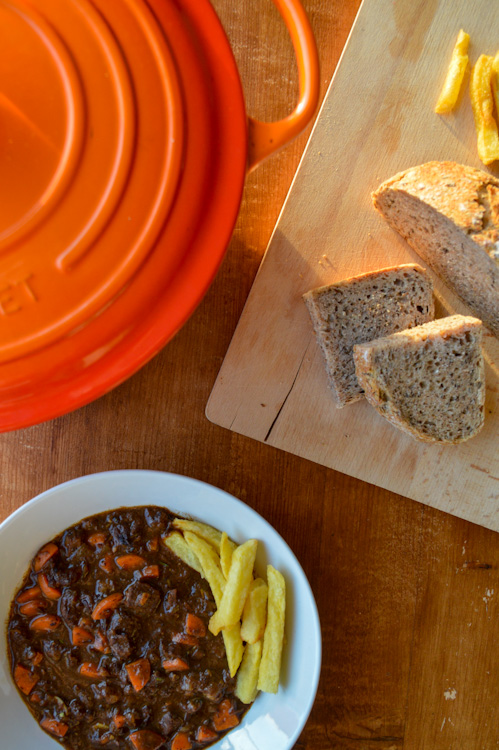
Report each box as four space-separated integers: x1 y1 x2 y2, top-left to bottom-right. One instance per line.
235 640 263 704
220 532 234 579
470 54 499 165
162 532 204 577
435 29 470 114
183 532 226 604
222 624 244 678
240 578 268 644
174 518 238 555
182 531 244 675
491 52 499 121
173 518 222 549
209 539 258 635
257 566 286 694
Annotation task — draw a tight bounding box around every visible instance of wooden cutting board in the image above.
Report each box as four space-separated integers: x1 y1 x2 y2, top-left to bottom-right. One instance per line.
207 0 499 531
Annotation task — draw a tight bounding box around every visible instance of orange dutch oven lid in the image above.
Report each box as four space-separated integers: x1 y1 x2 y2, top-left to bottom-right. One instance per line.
0 0 319 431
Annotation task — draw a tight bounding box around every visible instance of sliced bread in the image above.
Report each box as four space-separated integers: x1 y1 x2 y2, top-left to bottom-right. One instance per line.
372 161 499 338
353 315 485 444
303 264 434 407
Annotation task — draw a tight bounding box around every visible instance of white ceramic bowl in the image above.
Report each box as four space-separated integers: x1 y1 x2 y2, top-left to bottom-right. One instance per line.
0 470 321 750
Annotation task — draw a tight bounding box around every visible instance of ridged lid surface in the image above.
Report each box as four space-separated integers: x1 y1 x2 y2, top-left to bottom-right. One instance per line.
0 0 247 429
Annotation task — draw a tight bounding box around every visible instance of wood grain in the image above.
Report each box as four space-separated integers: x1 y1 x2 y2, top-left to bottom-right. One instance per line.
1 1 498 748
207 0 499 530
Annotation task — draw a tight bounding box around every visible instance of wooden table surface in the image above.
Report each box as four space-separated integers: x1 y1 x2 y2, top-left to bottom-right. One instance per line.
1 2 498 748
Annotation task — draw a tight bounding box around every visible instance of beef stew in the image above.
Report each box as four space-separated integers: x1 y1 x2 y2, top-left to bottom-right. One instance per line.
7 506 249 749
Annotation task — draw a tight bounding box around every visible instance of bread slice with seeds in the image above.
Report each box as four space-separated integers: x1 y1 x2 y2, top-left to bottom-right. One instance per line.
372 161 499 338
353 315 485 444
303 264 434 407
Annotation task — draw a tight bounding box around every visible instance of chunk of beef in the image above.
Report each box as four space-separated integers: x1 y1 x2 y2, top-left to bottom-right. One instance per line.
140 639 161 668
69 698 91 721
107 610 138 660
64 650 79 670
8 625 28 650
43 639 65 662
158 709 181 737
163 589 177 614
78 560 90 581
44 557 80 587
91 680 120 704
59 587 91 627
208 637 225 661
203 681 225 704
104 657 123 677
88 724 118 747
179 697 203 715
62 528 83 556
107 512 143 550
179 672 198 695
73 685 94 709
144 507 170 532
188 582 214 615
123 581 161 616
122 707 141 729
196 669 224 703
95 579 116 597
221 667 236 693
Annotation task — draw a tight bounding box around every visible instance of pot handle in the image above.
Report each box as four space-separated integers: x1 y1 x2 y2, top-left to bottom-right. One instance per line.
247 0 320 171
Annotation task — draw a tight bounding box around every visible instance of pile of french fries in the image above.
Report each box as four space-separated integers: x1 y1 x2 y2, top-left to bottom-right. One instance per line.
163 519 286 704
435 29 499 165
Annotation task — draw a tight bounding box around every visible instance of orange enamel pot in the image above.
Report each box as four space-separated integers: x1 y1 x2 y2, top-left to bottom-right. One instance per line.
0 0 319 431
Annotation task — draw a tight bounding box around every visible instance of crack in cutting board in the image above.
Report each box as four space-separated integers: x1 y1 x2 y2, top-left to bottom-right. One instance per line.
207 0 499 531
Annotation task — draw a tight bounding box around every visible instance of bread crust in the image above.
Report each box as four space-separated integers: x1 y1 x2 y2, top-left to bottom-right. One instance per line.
373 161 499 338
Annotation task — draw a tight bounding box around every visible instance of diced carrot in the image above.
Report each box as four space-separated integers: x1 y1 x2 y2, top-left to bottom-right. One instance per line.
30 691 42 703
92 630 111 654
196 726 218 742
14 664 39 695
185 613 206 638
212 699 240 732
72 626 94 645
141 565 160 578
91 593 123 620
16 585 42 603
99 555 115 574
40 718 69 738
19 600 47 617
125 658 151 692
88 532 106 546
128 729 165 750
113 712 127 729
172 633 199 647
147 537 159 552
30 652 43 666
33 543 58 572
38 573 61 600
162 657 189 672
115 554 147 570
171 732 192 750
29 614 61 632
79 662 109 678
